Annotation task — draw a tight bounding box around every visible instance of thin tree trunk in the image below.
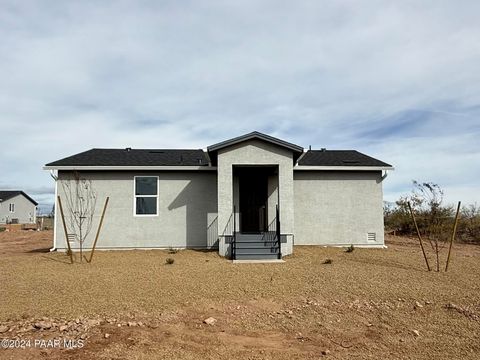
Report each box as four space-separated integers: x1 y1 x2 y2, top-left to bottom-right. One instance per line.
407 202 431 271
445 201 461 272
79 218 83 263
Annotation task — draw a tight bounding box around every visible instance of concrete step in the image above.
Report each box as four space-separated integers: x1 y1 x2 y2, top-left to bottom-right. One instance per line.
235 253 281 260
235 234 263 241
235 241 279 249
235 232 276 242
235 247 279 255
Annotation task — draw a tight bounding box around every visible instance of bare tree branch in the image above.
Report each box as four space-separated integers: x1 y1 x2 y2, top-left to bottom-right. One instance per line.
60 171 97 262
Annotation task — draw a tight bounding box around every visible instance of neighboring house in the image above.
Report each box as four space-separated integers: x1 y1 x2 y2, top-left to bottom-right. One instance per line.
0 191 38 224
44 132 394 260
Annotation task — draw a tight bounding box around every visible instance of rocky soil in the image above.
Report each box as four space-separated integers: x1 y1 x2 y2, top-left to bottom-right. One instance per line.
1 231 479 359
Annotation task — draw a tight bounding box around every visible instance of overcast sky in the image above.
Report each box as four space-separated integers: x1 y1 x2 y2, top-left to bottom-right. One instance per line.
1 1 479 212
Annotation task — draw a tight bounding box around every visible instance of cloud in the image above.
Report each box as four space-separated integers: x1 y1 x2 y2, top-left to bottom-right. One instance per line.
0 0 479 208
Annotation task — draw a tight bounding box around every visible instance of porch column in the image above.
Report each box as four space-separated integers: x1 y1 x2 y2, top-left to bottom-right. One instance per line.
217 158 233 256
278 161 294 255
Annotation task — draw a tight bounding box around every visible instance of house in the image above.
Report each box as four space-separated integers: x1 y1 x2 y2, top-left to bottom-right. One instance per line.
44 132 393 260
0 190 38 224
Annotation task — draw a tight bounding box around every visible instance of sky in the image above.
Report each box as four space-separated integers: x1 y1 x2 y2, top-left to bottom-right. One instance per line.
1 0 479 213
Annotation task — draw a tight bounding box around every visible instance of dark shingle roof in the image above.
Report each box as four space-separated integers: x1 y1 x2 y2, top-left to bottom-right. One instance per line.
298 150 392 167
0 191 38 206
45 149 209 167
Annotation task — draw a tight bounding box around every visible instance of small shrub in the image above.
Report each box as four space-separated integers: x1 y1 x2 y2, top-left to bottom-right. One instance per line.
0 227 5 232
165 258 175 265
345 245 355 253
322 258 333 264
168 247 178 254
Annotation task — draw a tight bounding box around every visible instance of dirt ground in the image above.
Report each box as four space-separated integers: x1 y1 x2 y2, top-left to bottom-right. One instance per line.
0 230 479 359
0 229 52 256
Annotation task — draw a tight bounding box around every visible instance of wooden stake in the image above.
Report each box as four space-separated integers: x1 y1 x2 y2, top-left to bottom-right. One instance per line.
445 201 461 272
57 196 74 264
86 197 109 263
407 202 431 271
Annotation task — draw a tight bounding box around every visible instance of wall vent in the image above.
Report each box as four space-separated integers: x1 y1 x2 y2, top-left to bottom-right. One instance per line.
367 233 376 242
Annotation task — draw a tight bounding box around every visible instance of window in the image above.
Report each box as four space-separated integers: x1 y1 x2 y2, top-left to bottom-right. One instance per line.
134 176 158 216
9 203 15 213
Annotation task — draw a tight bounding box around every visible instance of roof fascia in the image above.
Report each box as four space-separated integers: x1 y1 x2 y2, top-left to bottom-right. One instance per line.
207 132 303 153
43 165 217 171
294 165 395 171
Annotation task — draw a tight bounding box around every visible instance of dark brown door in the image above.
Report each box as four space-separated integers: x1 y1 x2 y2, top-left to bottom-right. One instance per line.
239 170 268 233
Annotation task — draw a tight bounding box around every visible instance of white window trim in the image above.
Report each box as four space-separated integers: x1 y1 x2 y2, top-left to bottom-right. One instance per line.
9 203 15 213
133 176 159 217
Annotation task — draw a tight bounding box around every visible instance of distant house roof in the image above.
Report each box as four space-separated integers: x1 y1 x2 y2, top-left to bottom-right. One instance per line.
45 149 210 167
297 150 392 168
0 191 38 206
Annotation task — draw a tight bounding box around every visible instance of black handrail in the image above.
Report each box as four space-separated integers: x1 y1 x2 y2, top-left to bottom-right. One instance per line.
232 205 236 260
207 216 218 248
276 204 281 258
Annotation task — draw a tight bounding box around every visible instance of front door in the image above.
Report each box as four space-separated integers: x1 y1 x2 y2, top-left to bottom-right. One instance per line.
239 169 268 233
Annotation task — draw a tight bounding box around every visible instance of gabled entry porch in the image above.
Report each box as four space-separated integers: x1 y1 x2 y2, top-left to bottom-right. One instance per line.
208 132 302 259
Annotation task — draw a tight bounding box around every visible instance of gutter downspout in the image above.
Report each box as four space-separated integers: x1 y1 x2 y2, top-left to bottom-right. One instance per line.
294 150 308 167
381 169 390 249
380 170 389 182
49 170 58 252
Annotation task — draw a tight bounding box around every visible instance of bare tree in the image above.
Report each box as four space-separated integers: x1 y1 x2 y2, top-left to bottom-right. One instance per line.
398 181 453 271
460 203 480 243
61 171 97 262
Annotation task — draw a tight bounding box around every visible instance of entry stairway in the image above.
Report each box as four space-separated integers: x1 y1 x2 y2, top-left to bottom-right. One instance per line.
233 232 281 260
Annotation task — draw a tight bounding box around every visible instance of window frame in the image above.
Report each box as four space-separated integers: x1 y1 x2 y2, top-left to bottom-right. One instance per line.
9 203 15 213
133 176 159 217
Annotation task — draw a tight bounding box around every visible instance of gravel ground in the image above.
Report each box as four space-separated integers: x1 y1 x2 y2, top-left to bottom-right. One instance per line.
1 231 479 359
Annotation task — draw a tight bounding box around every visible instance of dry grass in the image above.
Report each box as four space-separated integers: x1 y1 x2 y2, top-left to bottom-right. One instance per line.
1 232 480 359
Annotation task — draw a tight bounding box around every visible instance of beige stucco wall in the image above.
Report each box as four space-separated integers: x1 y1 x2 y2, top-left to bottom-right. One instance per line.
293 171 385 247
267 173 279 226
55 171 217 250
0 194 37 224
52 156 387 253
217 139 295 256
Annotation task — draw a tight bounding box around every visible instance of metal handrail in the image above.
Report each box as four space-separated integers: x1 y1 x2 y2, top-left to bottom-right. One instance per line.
276 204 281 258
207 216 218 249
232 205 236 260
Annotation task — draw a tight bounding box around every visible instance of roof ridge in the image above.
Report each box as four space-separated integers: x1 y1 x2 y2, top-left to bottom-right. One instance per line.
90 148 204 151
307 149 357 152
45 148 210 167
207 131 303 153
